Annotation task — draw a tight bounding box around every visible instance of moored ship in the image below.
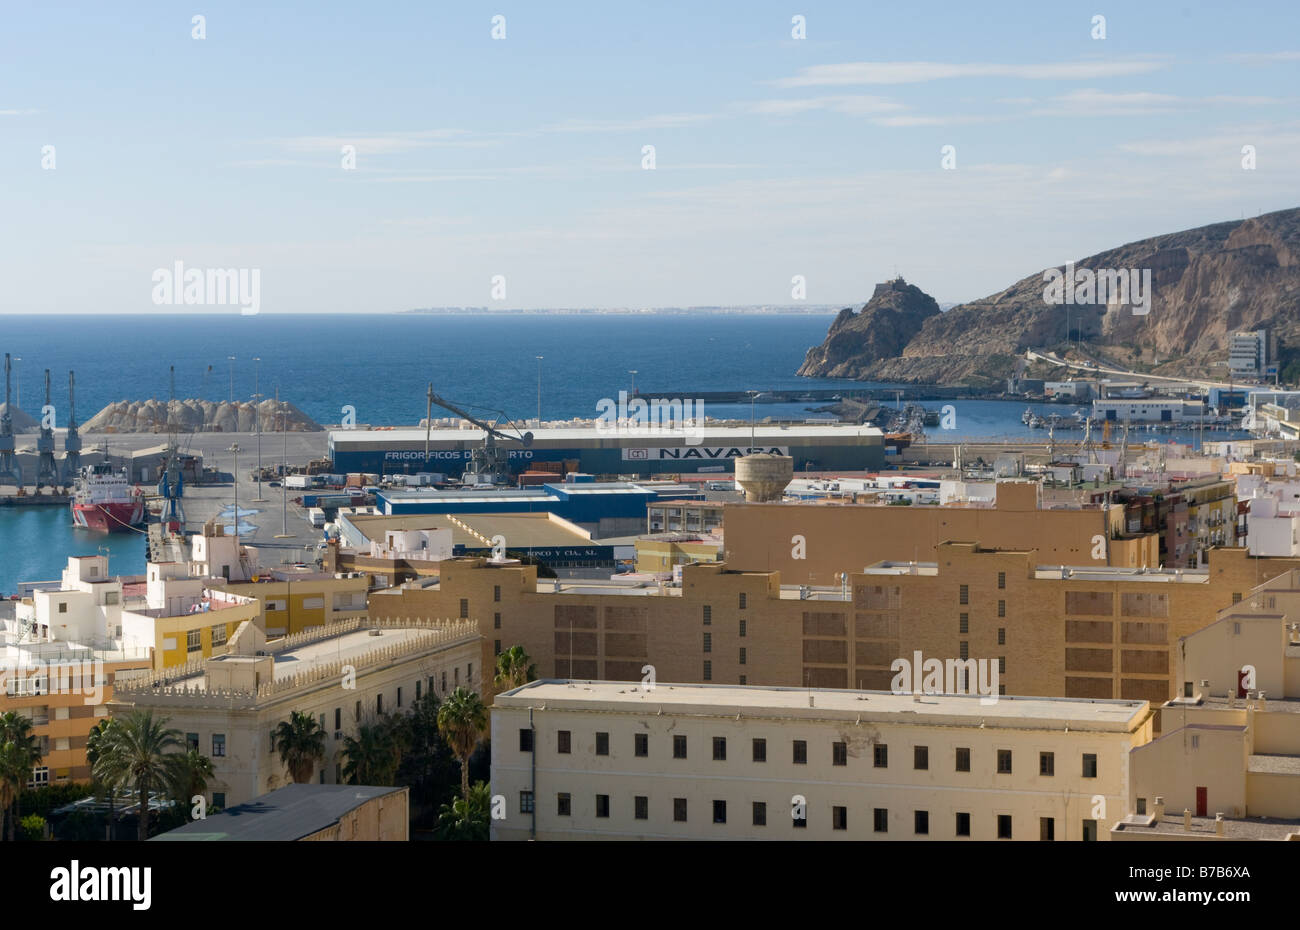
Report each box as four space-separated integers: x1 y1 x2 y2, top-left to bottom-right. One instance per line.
71 463 145 532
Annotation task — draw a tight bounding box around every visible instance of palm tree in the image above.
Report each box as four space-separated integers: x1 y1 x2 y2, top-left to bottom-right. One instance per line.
167 749 214 811
0 743 29 842
86 719 120 840
0 711 41 841
272 710 326 784
493 646 537 693
436 687 486 801
92 710 183 842
340 719 403 786
435 780 491 841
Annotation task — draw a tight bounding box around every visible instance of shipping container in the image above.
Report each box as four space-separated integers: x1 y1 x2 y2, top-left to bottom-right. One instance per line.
285 474 312 489
308 508 326 527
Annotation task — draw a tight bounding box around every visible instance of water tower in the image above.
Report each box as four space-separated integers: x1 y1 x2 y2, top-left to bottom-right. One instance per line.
734 453 793 502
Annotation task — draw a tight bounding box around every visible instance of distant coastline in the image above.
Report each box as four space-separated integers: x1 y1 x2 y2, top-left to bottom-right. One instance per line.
400 305 848 315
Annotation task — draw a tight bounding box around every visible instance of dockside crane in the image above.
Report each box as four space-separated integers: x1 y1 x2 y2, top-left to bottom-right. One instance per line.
424 383 533 485
157 366 187 530
35 369 58 490
0 354 21 488
61 371 82 483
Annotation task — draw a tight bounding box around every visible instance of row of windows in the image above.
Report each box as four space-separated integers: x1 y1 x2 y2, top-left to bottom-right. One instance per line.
702 597 747 628
521 730 1099 776
524 791 1094 838
186 625 231 652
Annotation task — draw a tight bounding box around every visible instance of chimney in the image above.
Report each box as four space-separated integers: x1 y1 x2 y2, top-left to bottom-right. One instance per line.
1154 796 1165 822
1214 813 1225 837
1183 809 1191 831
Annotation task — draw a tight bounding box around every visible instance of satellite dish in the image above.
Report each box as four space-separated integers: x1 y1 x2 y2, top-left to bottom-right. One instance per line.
521 431 534 447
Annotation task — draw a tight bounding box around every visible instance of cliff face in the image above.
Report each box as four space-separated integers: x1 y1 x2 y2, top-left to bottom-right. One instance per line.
797 278 941 379
798 207 1300 386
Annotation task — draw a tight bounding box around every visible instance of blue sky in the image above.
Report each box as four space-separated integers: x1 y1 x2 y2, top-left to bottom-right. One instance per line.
1 0 1296 313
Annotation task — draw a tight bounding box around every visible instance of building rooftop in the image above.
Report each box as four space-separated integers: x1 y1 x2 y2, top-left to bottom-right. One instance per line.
1112 813 1300 840
331 424 885 445
344 511 599 550
151 784 406 841
495 680 1149 731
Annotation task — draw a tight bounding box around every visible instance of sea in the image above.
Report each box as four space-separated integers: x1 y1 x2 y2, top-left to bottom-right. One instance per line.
0 312 1249 593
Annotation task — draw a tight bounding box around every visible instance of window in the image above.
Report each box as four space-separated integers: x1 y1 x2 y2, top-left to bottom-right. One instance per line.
415 681 421 701
1040 817 1055 841
1232 592 1242 604
459 598 468 618
596 795 610 818
703 632 712 653
998 571 1006 589
739 619 746 637
634 733 648 757
959 613 968 634
186 732 199 751
440 671 446 692
467 663 472 684
376 693 383 714
998 656 1006 674
997 750 1012 773
703 661 711 681
997 627 1006 645
58 602 67 614
752 738 766 762
959 641 969 660
739 675 746 685
955 747 970 772
739 647 746 666
211 624 227 646
959 585 969 605
634 796 648 820
873 808 888 833
520 791 534 814
874 744 888 768
792 740 807 764
334 708 341 730
1040 752 1055 776
833 741 847 766
673 735 687 759
713 800 727 824
914 810 929 835
454 668 459 686
752 801 766 826
557 793 571 816
998 815 1013 839
596 732 609 756
187 629 202 652
956 812 971 836
557 730 571 754
833 806 848 830
494 640 501 656
1190 734 1199 749
738 593 746 609
519 729 534 752
213 792 225 809
1082 753 1098 778
702 605 712 625
673 798 687 822
997 600 1006 618
914 745 928 770
713 737 726 761
494 612 501 629
1082 819 1098 841
493 585 501 602
212 734 226 757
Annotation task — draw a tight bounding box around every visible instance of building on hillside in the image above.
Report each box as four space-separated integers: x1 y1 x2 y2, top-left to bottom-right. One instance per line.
490 680 1151 841
153 784 409 841
722 480 1159 587
1228 330 1274 379
370 547 1300 726
110 617 481 807
1112 570 1300 840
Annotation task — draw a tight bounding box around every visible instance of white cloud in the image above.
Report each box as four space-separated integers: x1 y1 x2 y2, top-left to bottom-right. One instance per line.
747 95 904 116
872 114 1004 127
774 59 1167 87
541 113 715 132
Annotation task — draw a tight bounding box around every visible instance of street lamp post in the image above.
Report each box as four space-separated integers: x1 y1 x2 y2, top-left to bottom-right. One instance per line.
535 356 544 426
747 390 759 452
252 356 264 501
228 443 240 558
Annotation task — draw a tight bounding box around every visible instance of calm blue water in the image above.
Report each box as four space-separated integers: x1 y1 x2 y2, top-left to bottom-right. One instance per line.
0 312 1248 593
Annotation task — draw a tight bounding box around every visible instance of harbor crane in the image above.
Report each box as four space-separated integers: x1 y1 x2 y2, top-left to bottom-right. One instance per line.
0 354 21 488
424 383 533 486
35 369 59 489
61 371 82 483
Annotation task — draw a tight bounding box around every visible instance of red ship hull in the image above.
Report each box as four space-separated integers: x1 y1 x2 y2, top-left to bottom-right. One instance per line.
72 500 144 533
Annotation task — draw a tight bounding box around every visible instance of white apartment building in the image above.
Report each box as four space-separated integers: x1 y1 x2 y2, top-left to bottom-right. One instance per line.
14 555 130 644
491 681 1151 842
111 617 482 807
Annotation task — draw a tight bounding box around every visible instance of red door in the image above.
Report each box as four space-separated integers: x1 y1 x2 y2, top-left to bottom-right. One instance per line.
1238 670 1249 698
1196 787 1207 817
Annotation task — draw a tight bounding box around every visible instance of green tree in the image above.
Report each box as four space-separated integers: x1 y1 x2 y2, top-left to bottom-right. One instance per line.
167 749 214 810
493 646 537 693
86 719 120 840
436 687 486 801
340 718 404 786
272 710 326 784
19 814 46 841
0 711 42 841
91 710 183 842
435 780 490 841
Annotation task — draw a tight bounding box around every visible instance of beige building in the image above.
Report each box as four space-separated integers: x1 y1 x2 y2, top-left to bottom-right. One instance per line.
723 480 1159 586
491 680 1151 841
111 617 482 807
1112 570 1300 840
